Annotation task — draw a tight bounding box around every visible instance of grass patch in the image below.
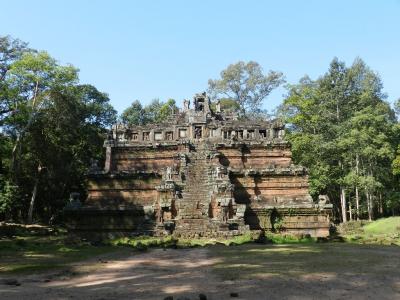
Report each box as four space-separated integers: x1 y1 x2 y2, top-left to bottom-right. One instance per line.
265 233 316 244
109 232 317 251
339 217 400 246
0 235 124 274
363 217 400 235
110 233 254 249
209 243 400 281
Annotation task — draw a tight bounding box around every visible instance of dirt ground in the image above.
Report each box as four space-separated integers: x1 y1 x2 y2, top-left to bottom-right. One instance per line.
1 243 399 300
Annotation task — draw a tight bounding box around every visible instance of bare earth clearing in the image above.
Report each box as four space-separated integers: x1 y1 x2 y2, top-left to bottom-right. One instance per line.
1 243 399 300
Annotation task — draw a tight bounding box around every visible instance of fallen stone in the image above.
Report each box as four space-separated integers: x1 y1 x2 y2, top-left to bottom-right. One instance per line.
3 279 20 286
199 293 207 300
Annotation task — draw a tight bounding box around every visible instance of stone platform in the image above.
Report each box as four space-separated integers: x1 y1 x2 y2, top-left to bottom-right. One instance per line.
64 92 332 238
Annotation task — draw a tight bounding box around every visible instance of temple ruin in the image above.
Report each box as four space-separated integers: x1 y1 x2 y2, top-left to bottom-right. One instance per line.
65 92 332 238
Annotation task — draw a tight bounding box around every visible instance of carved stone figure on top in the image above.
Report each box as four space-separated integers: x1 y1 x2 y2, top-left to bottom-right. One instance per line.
216 100 221 113
183 99 190 110
318 195 330 205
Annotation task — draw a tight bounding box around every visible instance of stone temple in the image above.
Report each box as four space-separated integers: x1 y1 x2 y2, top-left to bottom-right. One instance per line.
65 92 332 238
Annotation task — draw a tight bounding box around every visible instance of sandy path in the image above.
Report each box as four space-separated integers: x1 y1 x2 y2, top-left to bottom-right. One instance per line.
0 248 223 300
1 245 399 300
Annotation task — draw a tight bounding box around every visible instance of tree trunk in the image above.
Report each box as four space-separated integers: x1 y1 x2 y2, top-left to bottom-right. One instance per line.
27 163 42 224
379 193 383 216
10 135 22 180
355 153 360 220
349 195 353 221
355 186 360 220
366 192 373 221
27 177 39 224
340 187 347 223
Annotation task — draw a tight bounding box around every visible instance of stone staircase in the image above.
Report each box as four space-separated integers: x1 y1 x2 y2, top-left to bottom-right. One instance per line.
174 149 214 236
173 145 249 238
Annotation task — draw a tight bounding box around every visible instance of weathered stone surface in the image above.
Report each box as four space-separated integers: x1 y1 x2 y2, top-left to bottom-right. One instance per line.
64 92 332 237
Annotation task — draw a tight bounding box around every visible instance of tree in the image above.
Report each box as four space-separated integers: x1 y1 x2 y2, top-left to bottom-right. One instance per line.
392 146 400 176
121 98 178 125
4 51 78 223
280 57 397 222
23 85 116 221
144 99 163 124
0 36 29 124
156 98 177 123
208 61 284 116
121 100 145 125
7 51 78 175
0 36 117 223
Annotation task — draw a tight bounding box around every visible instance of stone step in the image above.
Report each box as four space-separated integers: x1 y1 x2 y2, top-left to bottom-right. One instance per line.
179 149 214 220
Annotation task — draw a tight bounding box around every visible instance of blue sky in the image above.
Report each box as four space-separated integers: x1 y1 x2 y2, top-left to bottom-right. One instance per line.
2 0 399 114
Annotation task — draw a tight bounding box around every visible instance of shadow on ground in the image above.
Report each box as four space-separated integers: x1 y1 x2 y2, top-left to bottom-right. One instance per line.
1 243 399 300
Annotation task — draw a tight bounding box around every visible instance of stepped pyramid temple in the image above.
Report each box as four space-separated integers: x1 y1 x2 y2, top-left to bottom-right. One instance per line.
65 93 332 238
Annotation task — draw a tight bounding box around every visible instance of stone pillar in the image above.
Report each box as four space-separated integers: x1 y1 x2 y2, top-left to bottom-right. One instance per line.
150 129 154 142
269 128 274 139
104 146 112 173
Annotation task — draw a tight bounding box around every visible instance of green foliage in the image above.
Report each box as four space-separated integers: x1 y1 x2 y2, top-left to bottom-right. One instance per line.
392 145 400 175
0 177 19 216
0 35 117 223
111 234 254 249
121 100 144 125
111 236 177 249
265 233 315 244
386 191 400 212
280 57 398 220
156 98 177 123
208 61 284 116
121 98 178 125
110 233 317 249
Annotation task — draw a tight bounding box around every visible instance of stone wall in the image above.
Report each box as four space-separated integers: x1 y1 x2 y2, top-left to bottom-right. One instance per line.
86 176 162 208
232 175 311 205
110 147 180 172
218 147 292 169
